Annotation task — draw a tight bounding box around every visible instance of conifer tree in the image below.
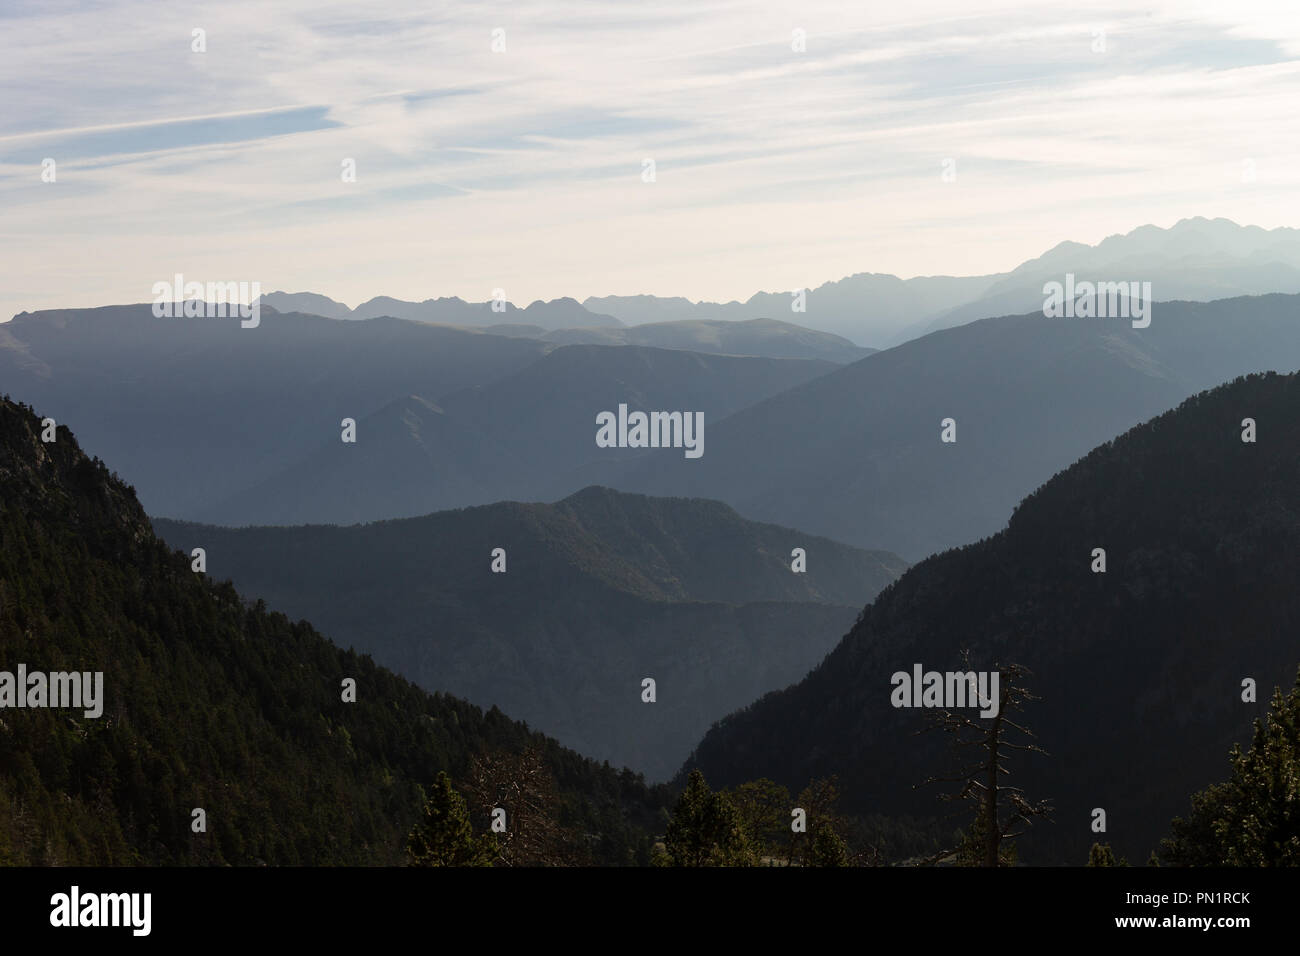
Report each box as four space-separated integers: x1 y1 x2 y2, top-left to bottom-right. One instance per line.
809 824 849 867
664 769 756 866
1160 670 1300 866
1086 842 1128 866
406 771 495 867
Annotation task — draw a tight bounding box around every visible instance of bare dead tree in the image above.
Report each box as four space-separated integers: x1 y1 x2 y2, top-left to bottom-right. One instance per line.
463 747 577 866
914 657 1052 866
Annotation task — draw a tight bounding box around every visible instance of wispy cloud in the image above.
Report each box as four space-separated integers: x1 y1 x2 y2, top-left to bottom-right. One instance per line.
1 0 1298 318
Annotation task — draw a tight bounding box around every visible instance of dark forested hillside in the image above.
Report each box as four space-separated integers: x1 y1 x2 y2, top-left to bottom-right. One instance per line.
153 487 906 781
0 396 665 865
681 371 1300 864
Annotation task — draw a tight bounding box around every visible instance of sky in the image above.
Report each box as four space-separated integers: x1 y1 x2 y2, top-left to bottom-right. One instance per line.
2 0 1299 319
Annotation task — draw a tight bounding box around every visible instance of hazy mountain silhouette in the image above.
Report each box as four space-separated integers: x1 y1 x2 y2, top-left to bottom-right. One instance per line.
585 219 1300 348
255 291 354 320
260 291 624 329
586 274 999 348
895 218 1300 343
680 371 1300 864
261 294 872 362
0 305 553 519
610 293 1300 561
536 318 874 363
154 485 907 781
198 344 840 526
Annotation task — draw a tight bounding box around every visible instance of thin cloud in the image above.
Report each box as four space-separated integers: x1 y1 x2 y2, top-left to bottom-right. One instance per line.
0 0 1297 317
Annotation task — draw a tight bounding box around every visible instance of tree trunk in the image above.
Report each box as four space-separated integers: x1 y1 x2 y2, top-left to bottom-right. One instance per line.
985 714 1001 867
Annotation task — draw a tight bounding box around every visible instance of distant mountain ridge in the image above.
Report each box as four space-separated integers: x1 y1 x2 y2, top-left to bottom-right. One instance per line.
516 318 874 364
586 273 1001 348
154 485 908 781
259 219 1300 349
0 305 552 518
607 292 1300 561
588 219 1300 347
10 221 1300 551
20 219 1300 352
196 342 840 527
258 291 624 330
902 217 1300 342
260 294 873 363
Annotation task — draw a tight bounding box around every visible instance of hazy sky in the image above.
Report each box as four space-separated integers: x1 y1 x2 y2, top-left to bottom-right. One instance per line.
2 0 1299 318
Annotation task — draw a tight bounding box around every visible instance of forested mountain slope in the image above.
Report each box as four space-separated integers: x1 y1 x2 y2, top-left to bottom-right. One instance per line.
0 397 664 865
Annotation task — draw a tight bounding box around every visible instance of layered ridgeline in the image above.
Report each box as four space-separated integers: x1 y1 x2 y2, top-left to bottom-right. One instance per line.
154 487 906 781
587 275 999 348
0 305 550 518
492 318 874 364
259 292 625 329
681 372 1300 864
261 292 871 364
586 219 1300 347
197 344 838 527
613 293 1300 560
898 217 1300 343
0 397 666 865
16 293 1300 550
0 306 838 527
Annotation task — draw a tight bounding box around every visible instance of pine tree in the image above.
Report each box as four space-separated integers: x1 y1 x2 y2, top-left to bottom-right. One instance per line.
406 772 495 867
1160 671 1300 866
664 769 756 866
808 824 849 867
1086 842 1128 866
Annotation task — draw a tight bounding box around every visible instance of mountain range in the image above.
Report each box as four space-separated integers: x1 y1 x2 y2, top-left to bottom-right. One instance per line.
0 307 837 523
11 292 1300 566
194 341 841 526
257 220 1300 351
609 292 1300 560
6 218 1300 865
259 292 624 330
486 318 875 364
588 218 1300 346
0 305 549 518
900 218 1300 343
